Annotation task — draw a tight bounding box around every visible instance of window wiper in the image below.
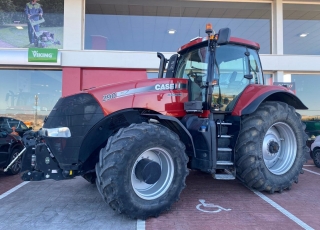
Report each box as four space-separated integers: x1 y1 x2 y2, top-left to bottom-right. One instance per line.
191 65 200 70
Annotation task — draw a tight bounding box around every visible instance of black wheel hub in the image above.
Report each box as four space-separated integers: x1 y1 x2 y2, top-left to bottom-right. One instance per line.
135 158 161 184
269 141 280 154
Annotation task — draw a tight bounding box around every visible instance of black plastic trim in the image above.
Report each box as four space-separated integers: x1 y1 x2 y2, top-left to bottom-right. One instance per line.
241 90 308 115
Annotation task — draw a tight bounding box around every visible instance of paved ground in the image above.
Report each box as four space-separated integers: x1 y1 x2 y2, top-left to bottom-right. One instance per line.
0 159 319 230
0 172 22 194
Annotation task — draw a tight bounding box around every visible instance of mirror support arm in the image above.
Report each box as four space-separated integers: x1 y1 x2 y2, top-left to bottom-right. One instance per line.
157 52 168 78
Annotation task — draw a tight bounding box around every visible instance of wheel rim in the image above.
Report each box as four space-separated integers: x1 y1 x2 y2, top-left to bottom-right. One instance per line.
11 151 22 173
262 122 297 175
131 147 174 200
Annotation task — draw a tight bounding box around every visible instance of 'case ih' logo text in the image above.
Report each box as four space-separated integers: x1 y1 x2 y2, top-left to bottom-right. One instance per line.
155 84 175 90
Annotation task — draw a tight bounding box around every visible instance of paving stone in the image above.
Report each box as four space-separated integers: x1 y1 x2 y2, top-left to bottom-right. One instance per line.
1 161 320 229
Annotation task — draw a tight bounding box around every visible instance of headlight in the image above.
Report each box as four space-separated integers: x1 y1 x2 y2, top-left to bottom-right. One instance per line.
40 127 71 137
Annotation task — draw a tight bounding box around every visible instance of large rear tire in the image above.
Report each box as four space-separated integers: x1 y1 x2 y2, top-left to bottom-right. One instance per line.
96 123 189 219
236 101 308 193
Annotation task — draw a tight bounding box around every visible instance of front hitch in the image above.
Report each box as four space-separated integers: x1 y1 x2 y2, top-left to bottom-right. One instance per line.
19 130 74 181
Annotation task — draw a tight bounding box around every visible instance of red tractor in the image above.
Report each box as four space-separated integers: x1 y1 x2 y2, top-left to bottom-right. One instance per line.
18 24 308 219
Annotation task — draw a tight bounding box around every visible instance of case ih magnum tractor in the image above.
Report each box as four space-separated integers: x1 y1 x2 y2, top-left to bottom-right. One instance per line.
17 25 308 219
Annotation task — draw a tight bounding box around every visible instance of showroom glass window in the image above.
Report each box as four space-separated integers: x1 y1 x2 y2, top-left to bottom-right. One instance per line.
0 1 64 49
292 74 320 119
284 4 320 55
85 1 271 54
0 70 62 130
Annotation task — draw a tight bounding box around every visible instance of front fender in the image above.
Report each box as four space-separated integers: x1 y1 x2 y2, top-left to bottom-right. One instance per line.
232 85 308 116
142 114 196 157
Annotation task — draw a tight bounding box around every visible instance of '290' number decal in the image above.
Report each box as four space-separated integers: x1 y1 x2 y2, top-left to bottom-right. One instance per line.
103 93 116 101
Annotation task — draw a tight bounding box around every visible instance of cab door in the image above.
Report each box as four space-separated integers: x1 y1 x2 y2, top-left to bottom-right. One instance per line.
212 44 264 112
212 45 250 112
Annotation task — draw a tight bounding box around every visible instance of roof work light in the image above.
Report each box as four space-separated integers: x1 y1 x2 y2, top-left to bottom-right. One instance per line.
205 23 213 34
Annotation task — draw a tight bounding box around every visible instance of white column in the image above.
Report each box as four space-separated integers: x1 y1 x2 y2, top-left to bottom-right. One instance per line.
274 71 284 82
272 0 284 83
272 0 283 55
63 0 84 50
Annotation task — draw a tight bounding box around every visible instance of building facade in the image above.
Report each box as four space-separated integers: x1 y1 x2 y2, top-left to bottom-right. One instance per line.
0 0 320 129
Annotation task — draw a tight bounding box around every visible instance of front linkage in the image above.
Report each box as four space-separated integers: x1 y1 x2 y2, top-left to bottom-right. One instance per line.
18 130 72 181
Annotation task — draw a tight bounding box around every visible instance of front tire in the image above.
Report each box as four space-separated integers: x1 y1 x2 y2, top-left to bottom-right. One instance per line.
96 123 189 219
236 101 308 193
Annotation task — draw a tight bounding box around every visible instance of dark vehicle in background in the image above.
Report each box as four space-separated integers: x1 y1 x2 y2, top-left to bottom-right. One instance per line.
0 117 31 175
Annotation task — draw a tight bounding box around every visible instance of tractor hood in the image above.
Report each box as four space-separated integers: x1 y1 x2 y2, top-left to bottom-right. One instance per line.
86 78 189 117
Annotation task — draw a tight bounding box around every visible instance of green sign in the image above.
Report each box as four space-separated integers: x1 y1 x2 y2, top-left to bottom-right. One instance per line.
28 48 58 63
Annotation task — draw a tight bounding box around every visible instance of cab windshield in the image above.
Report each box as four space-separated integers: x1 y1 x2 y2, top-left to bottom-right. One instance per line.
175 44 263 111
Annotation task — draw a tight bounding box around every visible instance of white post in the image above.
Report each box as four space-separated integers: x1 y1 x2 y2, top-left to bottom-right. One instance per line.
272 0 283 55
63 0 84 50
274 71 284 82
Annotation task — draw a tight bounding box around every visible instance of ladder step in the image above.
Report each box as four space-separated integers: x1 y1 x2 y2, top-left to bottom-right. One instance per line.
214 174 235 180
217 122 232 126
218 148 232 152
217 161 234 165
218 135 232 138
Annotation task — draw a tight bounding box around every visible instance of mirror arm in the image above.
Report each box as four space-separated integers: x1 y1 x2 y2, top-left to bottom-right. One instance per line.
157 52 168 78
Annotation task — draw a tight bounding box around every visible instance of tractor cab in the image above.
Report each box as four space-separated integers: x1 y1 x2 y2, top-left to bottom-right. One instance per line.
159 24 264 114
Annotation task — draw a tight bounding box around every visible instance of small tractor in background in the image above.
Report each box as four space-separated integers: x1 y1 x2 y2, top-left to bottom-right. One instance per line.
16 24 308 219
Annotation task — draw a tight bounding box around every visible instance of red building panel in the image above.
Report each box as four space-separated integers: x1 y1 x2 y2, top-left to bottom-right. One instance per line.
62 68 147 97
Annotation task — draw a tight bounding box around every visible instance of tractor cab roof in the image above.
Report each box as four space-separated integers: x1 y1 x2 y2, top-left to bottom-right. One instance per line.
178 36 260 54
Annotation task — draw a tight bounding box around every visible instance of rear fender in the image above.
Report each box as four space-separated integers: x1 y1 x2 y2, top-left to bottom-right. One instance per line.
232 85 308 116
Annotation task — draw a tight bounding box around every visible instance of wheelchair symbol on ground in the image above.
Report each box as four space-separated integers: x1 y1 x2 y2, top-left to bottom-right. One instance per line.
196 199 231 213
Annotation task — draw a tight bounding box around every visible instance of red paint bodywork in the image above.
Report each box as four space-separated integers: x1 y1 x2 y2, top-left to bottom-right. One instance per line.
62 68 147 97
232 84 293 116
61 37 285 119
87 78 189 117
88 82 290 118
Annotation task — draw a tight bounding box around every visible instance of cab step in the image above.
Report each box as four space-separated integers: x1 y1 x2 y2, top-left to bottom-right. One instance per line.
216 161 233 165
217 122 232 126
213 174 235 180
218 148 232 152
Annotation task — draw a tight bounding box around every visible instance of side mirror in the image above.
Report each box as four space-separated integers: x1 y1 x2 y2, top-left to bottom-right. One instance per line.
217 28 231 45
28 127 33 130
165 54 178 78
